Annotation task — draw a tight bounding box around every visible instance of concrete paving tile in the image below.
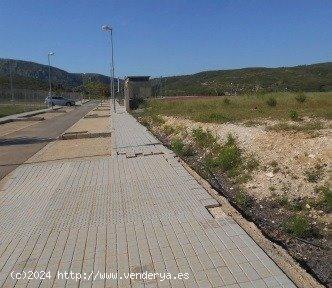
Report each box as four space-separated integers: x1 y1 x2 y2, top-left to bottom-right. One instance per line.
0 102 297 288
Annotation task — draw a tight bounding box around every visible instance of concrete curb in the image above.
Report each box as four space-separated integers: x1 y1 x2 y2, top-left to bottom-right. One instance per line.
178 157 323 288
60 131 112 140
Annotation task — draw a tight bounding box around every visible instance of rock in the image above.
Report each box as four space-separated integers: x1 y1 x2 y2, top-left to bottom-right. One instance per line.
305 204 311 209
308 154 315 159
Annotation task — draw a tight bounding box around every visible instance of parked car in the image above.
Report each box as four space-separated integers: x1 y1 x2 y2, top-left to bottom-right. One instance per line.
45 96 76 107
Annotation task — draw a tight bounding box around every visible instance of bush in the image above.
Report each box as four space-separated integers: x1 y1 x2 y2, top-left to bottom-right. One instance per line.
215 145 241 171
266 97 277 107
289 110 299 120
295 93 307 103
235 190 251 208
170 138 194 157
283 215 311 238
192 127 218 149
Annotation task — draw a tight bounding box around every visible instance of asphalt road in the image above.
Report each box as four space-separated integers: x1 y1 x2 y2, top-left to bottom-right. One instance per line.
0 101 99 180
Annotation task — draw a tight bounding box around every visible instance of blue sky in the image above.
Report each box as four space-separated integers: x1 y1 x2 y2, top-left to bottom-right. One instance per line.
0 0 331 77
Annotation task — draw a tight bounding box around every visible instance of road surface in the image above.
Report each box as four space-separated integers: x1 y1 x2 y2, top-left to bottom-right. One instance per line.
0 101 98 180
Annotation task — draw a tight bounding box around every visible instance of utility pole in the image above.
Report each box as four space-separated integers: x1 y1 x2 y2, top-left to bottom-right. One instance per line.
47 52 55 109
9 60 14 103
102 25 115 112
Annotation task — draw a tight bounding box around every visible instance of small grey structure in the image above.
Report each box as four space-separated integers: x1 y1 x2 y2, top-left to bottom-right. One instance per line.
124 76 152 111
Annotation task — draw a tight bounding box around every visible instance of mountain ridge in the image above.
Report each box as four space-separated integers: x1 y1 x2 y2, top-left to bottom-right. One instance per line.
0 58 111 91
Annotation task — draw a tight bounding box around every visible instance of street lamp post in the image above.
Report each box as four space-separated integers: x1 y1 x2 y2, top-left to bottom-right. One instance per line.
101 25 115 112
47 52 55 108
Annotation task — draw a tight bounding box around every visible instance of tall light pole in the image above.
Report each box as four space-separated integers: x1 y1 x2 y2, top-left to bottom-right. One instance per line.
9 60 14 103
101 25 115 112
47 52 55 108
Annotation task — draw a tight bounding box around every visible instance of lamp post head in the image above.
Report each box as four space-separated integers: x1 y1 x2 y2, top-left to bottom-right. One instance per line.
102 25 112 32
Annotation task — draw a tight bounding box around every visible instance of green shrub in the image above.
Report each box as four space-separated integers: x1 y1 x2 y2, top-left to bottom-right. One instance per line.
235 190 251 208
266 97 277 107
162 124 175 135
215 145 241 171
289 110 299 120
170 138 194 157
283 215 311 238
295 93 307 103
225 133 236 147
192 127 218 149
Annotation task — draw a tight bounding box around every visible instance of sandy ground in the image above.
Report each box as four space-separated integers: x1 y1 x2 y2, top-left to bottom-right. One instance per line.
0 121 37 137
86 109 110 117
26 137 111 163
164 116 331 200
26 107 112 163
66 117 110 134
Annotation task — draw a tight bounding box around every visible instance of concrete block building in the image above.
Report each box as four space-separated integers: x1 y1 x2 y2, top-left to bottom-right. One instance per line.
124 76 151 110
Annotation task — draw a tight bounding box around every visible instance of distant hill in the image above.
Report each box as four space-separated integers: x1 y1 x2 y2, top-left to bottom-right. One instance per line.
0 58 111 91
157 62 332 96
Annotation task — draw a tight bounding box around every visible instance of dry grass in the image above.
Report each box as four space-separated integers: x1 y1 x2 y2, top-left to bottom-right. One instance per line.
145 92 331 123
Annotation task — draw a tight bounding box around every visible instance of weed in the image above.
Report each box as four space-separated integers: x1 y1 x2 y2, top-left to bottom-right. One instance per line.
270 160 278 167
290 198 305 211
150 115 165 125
283 215 312 238
289 110 299 120
266 97 277 107
206 113 229 123
139 116 151 128
269 160 280 173
235 190 251 208
315 185 332 212
245 155 260 171
162 124 175 135
266 121 323 132
275 194 289 207
215 145 241 172
192 127 218 149
295 93 307 103
223 97 231 105
269 186 276 192
170 138 194 157
305 164 323 183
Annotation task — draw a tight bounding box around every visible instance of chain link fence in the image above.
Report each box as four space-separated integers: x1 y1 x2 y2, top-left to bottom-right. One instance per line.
0 88 84 110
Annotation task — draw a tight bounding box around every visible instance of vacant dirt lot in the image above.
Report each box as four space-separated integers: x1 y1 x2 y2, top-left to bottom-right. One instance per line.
164 116 331 201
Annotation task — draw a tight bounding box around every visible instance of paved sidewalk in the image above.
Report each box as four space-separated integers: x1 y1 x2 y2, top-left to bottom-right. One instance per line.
0 102 296 287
